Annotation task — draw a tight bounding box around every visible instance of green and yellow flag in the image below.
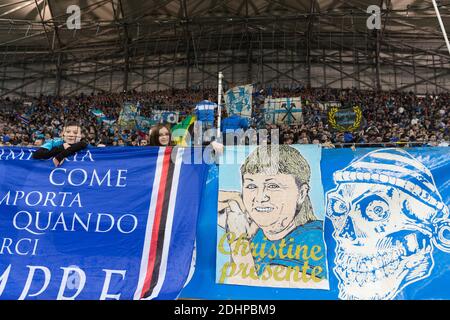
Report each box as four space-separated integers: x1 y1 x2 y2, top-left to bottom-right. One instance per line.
171 115 196 146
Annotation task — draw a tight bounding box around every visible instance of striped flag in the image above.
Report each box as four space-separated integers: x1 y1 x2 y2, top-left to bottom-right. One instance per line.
134 147 208 299
16 113 30 125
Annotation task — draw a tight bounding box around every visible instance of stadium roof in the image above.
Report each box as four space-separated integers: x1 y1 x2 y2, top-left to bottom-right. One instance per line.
0 0 449 53
0 1 449 96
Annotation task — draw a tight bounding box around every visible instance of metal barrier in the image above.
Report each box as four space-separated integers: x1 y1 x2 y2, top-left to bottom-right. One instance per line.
321 142 448 148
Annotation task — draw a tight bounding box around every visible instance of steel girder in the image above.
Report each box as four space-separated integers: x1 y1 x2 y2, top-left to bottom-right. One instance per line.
0 0 449 96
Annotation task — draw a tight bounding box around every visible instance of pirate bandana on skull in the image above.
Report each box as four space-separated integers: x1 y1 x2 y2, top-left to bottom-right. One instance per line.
326 148 450 300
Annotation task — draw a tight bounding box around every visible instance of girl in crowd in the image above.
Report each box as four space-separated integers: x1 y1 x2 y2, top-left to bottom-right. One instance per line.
149 123 223 156
149 124 172 146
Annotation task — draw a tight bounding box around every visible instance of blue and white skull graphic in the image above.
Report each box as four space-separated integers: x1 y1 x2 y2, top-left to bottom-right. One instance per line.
326 149 450 300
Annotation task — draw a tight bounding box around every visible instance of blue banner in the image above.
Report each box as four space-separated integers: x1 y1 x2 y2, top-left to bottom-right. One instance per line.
151 111 180 124
322 147 450 300
225 85 253 118
0 146 208 300
136 116 156 131
181 147 450 300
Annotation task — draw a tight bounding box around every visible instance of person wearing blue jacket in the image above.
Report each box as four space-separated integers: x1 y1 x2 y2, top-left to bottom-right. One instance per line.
194 100 217 124
221 114 249 131
194 96 218 145
32 121 88 167
221 114 250 145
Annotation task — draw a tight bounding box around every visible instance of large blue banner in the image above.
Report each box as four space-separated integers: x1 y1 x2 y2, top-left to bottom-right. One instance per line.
323 147 450 300
180 147 450 300
0 146 208 300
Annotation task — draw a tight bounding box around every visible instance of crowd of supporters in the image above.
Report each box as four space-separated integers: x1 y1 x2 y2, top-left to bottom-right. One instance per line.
0 87 449 148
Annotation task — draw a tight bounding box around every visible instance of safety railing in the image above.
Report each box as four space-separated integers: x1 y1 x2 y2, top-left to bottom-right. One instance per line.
320 142 449 148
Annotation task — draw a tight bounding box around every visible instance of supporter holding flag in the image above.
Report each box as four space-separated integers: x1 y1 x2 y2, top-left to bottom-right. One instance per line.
195 95 217 124
194 94 217 145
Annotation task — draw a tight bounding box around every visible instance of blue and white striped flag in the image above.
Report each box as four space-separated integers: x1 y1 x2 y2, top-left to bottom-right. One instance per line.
16 113 30 125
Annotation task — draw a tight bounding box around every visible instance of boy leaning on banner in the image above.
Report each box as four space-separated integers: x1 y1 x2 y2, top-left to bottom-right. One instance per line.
32 121 88 167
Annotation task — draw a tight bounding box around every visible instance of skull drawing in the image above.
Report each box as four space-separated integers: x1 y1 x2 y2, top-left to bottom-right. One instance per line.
326 149 450 300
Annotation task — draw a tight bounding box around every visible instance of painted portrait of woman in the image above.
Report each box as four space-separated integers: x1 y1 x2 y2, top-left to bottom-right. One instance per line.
218 145 328 288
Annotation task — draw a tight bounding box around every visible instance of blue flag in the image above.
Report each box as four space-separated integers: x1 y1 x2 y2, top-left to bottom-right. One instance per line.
0 146 209 300
16 113 30 126
224 85 253 118
181 147 450 300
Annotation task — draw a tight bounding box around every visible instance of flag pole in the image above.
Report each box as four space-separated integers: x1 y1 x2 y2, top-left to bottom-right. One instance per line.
217 72 223 139
432 0 450 56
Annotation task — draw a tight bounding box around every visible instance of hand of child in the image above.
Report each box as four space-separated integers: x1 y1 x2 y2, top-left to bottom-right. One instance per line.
210 141 224 156
63 143 71 149
53 157 65 167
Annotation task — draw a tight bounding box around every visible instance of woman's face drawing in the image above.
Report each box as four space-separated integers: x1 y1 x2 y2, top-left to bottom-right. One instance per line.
242 173 300 231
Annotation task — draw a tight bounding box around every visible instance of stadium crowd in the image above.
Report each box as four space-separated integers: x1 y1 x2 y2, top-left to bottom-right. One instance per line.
0 87 449 148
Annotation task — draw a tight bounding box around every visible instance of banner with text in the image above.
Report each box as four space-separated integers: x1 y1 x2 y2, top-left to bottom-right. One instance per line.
216 145 329 289
151 111 180 124
181 147 450 300
263 98 302 125
0 146 208 300
327 105 363 132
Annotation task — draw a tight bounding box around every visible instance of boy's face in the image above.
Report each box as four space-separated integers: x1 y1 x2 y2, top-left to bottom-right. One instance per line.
62 125 82 144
